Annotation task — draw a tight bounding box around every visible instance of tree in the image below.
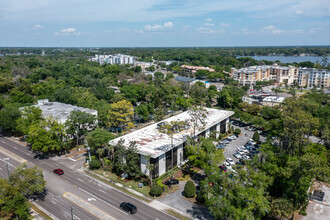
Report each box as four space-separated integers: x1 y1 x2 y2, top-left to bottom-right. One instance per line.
253 131 260 142
0 103 21 133
9 164 46 198
184 180 196 198
27 117 67 153
112 140 127 175
86 128 115 152
16 106 44 135
145 155 155 184
134 103 154 122
125 141 142 178
65 111 97 146
189 82 208 105
188 106 208 137
205 167 271 220
89 160 101 170
107 100 134 132
234 128 241 135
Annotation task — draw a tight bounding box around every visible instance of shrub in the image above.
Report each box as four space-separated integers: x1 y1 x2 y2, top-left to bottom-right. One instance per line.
234 128 241 135
89 160 101 170
184 180 196 198
157 180 165 188
150 184 163 197
253 131 260 142
196 191 206 204
91 155 97 161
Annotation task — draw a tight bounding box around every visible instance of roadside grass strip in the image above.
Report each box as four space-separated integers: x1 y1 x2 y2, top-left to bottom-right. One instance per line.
0 146 27 163
63 192 116 220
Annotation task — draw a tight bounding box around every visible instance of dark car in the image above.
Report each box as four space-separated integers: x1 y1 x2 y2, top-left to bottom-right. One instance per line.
53 168 64 175
236 161 245 166
120 202 137 214
220 165 227 172
165 179 179 186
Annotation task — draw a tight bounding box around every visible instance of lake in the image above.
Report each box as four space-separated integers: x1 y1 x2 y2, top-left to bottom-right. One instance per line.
238 56 328 64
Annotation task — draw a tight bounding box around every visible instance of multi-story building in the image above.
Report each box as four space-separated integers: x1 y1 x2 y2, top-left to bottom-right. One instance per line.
298 68 330 88
90 54 134 65
231 64 298 85
180 65 215 74
108 108 234 178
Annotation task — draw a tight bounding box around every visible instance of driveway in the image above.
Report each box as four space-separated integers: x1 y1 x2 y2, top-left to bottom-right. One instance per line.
158 180 213 220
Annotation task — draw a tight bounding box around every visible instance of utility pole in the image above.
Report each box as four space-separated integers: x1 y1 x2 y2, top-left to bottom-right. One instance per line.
6 161 10 180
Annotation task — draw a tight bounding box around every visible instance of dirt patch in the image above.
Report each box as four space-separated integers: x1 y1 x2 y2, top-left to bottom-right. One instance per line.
173 170 183 179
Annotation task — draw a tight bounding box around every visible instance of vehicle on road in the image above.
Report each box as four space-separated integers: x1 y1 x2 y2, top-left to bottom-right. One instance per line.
53 168 64 175
164 179 179 186
233 153 242 159
226 158 235 165
120 202 137 214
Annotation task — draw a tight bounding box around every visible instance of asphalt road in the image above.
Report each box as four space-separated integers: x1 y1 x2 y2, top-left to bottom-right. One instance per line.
0 135 177 220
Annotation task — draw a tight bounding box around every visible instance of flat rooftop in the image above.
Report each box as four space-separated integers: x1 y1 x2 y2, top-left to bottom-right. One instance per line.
109 108 234 158
30 101 97 124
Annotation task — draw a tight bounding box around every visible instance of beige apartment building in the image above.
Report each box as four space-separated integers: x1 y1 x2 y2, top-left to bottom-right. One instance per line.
298 68 330 88
231 64 298 85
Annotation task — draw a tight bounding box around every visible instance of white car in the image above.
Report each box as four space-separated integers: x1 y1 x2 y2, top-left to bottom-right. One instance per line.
233 153 242 159
223 161 231 167
236 149 245 154
242 155 251 160
226 158 235 165
228 135 237 140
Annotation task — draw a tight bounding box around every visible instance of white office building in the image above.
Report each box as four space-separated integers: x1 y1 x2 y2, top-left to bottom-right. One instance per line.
109 108 234 178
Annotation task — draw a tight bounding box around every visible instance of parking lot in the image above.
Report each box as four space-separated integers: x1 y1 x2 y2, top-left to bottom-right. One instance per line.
222 124 266 164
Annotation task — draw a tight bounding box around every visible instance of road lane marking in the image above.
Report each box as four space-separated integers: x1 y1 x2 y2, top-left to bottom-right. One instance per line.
1 140 5 143
100 189 107 194
78 187 128 215
77 178 83 182
0 146 27 163
68 157 76 162
63 192 116 220
13 147 18 149
76 156 86 161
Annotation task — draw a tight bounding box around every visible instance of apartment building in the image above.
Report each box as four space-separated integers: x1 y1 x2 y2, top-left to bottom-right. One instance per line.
231 64 298 85
90 54 134 65
298 68 330 88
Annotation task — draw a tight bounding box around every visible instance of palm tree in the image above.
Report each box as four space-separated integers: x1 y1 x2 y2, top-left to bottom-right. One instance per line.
96 148 105 168
145 155 155 186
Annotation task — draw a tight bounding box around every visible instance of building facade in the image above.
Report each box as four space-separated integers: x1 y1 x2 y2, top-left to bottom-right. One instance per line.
298 68 330 88
108 108 234 178
90 54 134 65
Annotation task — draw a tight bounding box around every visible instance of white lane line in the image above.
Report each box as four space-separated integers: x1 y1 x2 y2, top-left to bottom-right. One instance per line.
68 158 76 162
78 187 128 215
77 178 83 182
99 189 107 194
13 147 18 149
1 140 5 143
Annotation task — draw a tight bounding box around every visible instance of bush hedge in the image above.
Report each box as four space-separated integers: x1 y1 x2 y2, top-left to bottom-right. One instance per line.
253 131 260 142
234 128 241 135
150 184 163 197
184 180 196 198
89 160 101 170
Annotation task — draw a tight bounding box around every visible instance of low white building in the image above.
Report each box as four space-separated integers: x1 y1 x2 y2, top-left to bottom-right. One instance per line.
27 99 98 124
109 108 234 178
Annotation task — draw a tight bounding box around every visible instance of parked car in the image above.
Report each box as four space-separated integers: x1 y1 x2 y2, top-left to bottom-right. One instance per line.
220 165 227 172
224 138 232 142
238 159 246 164
120 202 137 214
216 143 226 149
223 161 231 167
247 153 254 158
165 179 179 186
226 158 235 165
236 161 245 166
220 140 230 144
233 153 242 159
236 148 245 155
228 135 237 140
242 155 251 160
53 168 64 175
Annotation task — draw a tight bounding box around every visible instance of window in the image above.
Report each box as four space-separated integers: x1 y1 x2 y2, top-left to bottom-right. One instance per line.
150 157 159 178
220 119 226 133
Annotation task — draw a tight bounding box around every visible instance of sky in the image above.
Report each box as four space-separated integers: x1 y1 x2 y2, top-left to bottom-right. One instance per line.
0 0 329 47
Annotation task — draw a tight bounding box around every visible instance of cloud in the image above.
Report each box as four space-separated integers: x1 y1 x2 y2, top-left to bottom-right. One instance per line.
295 10 304 15
144 21 173 31
308 27 325 33
197 27 214 34
220 22 230 27
205 18 212 22
32 24 43 29
164 21 173 27
261 25 284 34
204 23 214 26
54 27 80 36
